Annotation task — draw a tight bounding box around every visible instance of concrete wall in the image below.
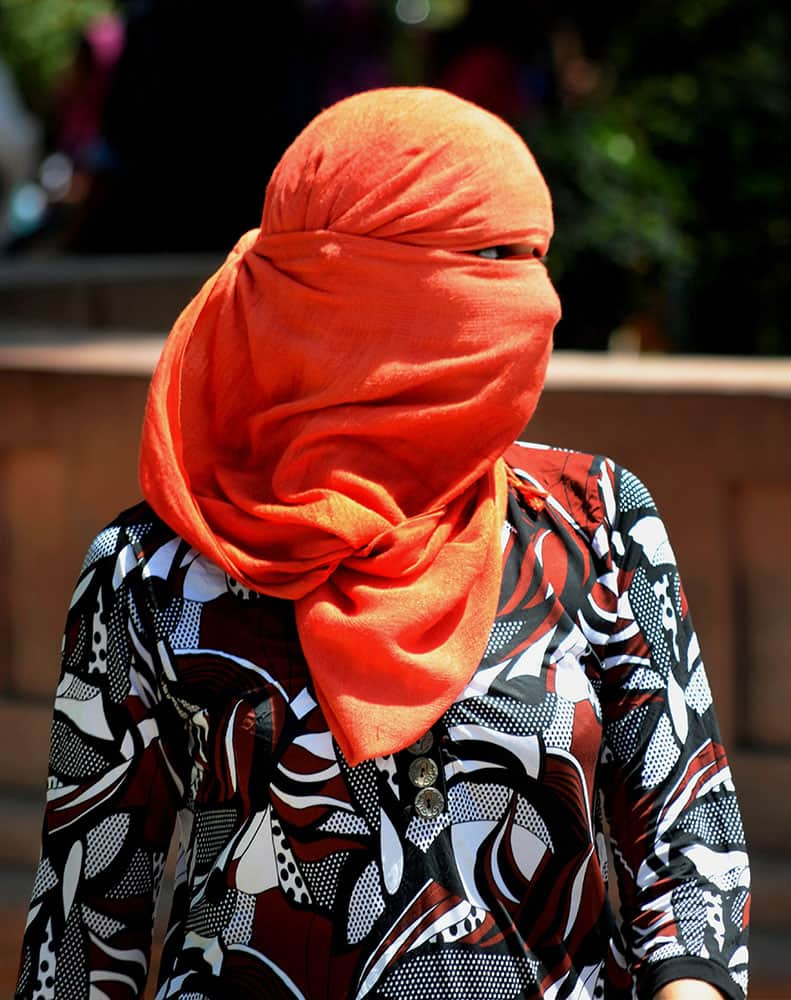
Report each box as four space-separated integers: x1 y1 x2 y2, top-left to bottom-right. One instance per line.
0 341 789 984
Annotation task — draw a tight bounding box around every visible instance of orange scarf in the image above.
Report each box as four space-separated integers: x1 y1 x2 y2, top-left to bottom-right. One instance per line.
139 88 560 764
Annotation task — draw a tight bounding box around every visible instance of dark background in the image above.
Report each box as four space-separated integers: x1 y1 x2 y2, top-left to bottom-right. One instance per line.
1 0 789 354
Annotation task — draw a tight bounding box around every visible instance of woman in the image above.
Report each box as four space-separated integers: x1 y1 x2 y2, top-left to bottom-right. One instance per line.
16 88 748 1000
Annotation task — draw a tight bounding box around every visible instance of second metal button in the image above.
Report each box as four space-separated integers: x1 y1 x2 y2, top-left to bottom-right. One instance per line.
408 756 439 788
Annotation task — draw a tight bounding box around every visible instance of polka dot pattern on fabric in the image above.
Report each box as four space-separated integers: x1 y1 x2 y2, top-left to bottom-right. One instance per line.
646 941 685 962
221 889 256 945
685 664 713 715
302 850 351 910
85 812 130 877
127 589 144 634
406 809 452 852
49 720 112 780
194 808 238 869
31 856 59 900
63 618 88 673
16 943 31 994
622 666 664 691
152 597 183 641
379 948 542 1000
444 693 557 737
485 618 525 657
514 797 554 850
171 599 203 649
448 782 511 824
427 903 487 945
543 698 575 751
318 811 371 837
618 472 653 512
56 908 90 998
347 861 385 944
712 863 747 893
185 886 236 935
60 676 101 701
605 702 650 766
81 903 125 939
642 713 680 789
272 817 311 906
671 883 707 953
629 567 672 675
80 526 121 573
106 848 152 899
107 586 133 704
677 796 745 846
337 756 380 829
123 521 152 544
731 888 750 929
32 918 56 1000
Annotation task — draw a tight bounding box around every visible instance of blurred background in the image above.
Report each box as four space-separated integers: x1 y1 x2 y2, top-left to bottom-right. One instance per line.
0 1 789 997
0 0 789 353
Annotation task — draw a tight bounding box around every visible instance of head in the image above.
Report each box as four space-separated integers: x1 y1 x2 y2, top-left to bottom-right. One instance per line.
261 86 555 260
142 87 561 569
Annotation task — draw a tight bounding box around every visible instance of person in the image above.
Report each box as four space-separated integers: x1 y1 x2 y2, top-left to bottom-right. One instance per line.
15 88 749 1000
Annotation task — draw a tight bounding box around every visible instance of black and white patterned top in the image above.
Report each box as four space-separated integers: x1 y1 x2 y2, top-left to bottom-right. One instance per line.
15 444 750 1000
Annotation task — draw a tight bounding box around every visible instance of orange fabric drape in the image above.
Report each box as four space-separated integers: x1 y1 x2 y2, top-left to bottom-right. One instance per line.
139 87 561 764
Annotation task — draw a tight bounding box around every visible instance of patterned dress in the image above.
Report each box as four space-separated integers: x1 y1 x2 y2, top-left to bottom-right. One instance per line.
15 444 750 1000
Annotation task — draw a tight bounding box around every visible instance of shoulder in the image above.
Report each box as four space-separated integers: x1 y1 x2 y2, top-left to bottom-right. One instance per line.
506 442 658 526
505 440 614 533
504 442 666 572
79 500 179 586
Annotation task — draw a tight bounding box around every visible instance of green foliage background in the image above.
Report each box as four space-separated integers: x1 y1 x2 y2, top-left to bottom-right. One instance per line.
524 1 791 353
0 0 113 113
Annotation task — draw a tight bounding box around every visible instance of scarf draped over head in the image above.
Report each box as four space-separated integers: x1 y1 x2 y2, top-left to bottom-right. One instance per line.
139 87 561 764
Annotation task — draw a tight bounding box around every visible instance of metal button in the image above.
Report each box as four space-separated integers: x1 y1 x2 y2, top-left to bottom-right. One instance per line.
414 786 445 818
406 732 434 755
408 756 438 788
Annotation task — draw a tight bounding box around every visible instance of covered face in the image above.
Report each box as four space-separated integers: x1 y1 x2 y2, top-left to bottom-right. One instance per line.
139 87 561 763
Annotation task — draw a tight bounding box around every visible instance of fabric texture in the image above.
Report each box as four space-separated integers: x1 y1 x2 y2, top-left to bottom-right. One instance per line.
15 447 750 1000
139 87 561 764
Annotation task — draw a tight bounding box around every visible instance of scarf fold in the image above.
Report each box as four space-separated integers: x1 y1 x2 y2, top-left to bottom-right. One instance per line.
139 87 560 764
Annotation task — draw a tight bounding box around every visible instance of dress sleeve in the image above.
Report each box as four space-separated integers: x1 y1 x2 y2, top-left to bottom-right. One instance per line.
591 463 750 1000
15 519 186 1000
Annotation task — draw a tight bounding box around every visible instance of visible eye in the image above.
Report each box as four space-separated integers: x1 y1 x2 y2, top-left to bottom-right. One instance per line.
475 246 508 259
471 244 546 263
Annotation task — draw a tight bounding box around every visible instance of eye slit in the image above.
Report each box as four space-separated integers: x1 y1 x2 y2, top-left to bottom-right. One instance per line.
474 245 513 259
471 244 546 261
